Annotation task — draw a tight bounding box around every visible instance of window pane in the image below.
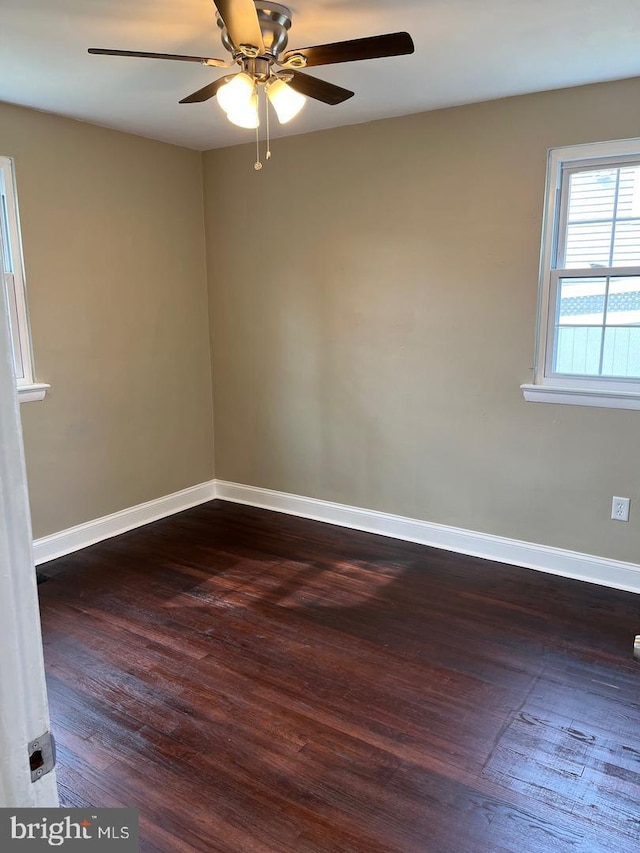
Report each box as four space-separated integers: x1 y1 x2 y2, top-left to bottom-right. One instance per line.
612 220 640 265
567 169 616 222
615 166 640 216
564 221 612 268
554 326 603 375
563 164 640 268
0 157 34 388
2 273 24 380
558 277 606 325
0 191 12 273
601 327 640 377
605 276 640 325
553 275 640 378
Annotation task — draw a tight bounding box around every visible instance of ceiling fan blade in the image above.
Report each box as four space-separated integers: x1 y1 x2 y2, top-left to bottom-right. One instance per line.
287 71 354 106
213 0 265 54
88 48 228 67
179 78 229 104
282 32 414 68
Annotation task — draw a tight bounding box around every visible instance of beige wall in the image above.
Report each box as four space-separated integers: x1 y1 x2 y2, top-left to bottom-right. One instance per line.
0 103 214 538
203 76 640 564
7 77 640 562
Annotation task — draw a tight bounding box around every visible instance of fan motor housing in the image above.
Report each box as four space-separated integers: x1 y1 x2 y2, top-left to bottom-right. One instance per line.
217 2 293 59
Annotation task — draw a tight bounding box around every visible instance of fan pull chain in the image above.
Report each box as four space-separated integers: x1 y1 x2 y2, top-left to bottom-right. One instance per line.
254 124 262 170
254 84 262 171
265 87 271 161
253 86 273 171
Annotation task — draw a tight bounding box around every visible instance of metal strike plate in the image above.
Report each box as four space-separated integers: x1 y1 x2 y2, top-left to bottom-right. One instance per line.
634 635 640 662
29 730 56 782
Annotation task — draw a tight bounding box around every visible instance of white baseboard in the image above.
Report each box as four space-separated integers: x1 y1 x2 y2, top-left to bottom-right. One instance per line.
33 476 640 595
214 480 640 595
33 481 216 566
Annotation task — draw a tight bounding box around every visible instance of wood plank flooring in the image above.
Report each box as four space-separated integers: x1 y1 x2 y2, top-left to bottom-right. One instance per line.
37 501 640 852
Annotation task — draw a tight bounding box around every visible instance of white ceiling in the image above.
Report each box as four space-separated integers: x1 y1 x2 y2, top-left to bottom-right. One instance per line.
2 0 640 151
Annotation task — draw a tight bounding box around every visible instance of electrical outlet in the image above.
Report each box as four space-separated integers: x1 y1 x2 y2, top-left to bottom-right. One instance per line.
611 496 630 522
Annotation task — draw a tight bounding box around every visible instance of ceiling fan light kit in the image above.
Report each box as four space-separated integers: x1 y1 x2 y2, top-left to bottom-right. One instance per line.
216 71 261 127
266 77 306 123
88 0 414 167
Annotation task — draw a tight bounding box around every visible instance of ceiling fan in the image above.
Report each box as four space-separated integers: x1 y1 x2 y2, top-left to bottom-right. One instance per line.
89 0 414 164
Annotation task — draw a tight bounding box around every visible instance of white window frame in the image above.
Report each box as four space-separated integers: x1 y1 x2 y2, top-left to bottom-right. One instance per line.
0 156 48 403
522 137 640 410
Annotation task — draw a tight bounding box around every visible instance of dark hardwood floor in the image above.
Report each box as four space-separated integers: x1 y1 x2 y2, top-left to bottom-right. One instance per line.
37 501 640 852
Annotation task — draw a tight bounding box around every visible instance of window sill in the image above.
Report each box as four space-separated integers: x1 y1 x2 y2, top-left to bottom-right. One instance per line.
521 383 640 411
18 383 50 404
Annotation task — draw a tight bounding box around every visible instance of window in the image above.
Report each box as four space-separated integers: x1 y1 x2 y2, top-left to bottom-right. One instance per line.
522 138 640 410
0 156 47 402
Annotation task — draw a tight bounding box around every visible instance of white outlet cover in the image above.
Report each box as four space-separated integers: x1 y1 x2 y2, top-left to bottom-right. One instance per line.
611 496 630 522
